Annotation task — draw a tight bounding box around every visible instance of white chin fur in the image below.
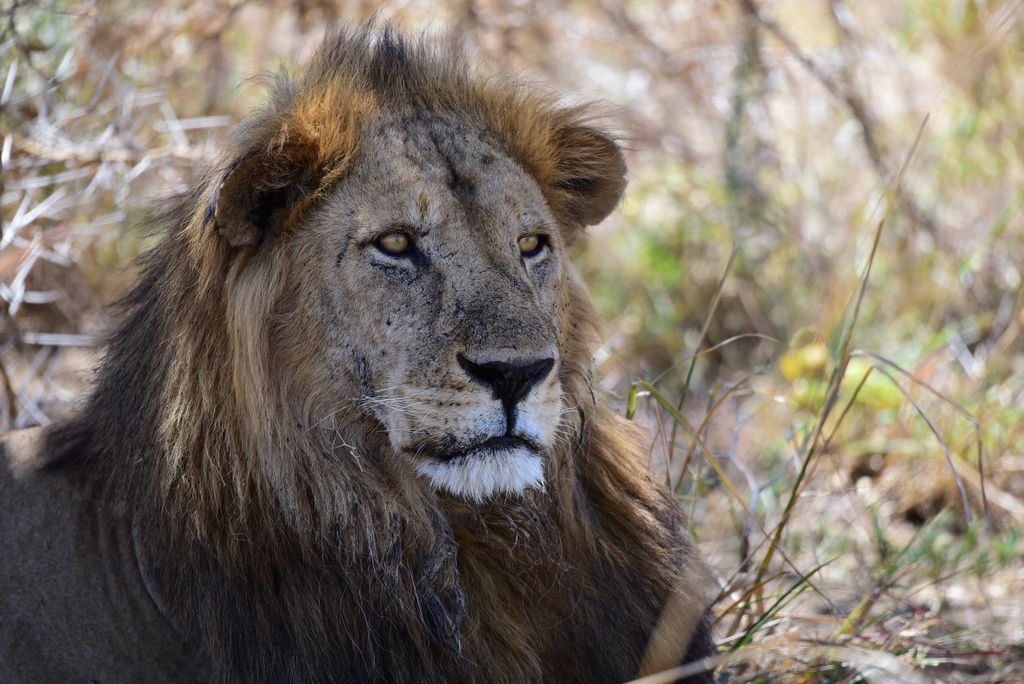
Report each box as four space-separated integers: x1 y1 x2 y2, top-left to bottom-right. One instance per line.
415 447 545 502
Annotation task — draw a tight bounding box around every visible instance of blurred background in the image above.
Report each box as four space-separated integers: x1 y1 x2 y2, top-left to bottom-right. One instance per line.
2 0 1022 680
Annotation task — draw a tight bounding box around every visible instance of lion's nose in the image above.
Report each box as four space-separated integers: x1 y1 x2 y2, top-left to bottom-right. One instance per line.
457 354 555 409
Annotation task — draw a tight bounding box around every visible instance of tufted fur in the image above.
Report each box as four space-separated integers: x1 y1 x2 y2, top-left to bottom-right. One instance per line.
0 27 714 683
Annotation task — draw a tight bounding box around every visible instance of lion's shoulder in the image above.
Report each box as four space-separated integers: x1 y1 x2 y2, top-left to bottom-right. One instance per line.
0 426 204 682
0 426 47 479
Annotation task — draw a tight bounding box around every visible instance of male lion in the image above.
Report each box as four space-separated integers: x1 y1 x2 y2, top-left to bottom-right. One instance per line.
0 27 715 683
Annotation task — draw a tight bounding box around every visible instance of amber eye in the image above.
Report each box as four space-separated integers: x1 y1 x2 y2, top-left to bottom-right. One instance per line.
376 231 412 256
518 234 546 258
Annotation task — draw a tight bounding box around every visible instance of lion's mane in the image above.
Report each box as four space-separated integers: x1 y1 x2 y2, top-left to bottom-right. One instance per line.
44 27 713 683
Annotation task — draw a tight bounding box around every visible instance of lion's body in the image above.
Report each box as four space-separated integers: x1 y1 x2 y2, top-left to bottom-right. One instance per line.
0 28 715 683
0 429 200 682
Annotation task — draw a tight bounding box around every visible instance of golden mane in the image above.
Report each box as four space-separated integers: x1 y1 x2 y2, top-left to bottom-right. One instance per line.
41 26 714 683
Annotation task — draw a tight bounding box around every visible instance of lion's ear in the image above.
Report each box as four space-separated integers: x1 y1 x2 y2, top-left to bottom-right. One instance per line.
549 126 627 229
212 143 318 247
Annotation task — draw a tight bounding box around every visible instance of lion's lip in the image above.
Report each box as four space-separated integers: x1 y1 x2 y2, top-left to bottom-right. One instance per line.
420 434 541 463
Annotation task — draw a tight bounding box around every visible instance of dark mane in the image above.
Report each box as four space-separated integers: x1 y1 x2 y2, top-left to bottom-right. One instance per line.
37 25 712 684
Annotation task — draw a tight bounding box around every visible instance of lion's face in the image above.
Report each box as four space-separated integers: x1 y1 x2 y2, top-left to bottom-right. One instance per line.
296 116 569 501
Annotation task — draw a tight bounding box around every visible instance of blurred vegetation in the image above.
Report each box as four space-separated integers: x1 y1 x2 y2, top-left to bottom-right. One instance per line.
2 0 1022 681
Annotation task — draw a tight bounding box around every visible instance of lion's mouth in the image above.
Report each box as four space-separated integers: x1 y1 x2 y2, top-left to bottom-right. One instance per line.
407 433 546 500
412 440 545 501
436 434 541 463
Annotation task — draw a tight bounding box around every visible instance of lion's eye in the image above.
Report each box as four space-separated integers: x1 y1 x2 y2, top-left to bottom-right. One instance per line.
518 234 547 258
376 231 412 257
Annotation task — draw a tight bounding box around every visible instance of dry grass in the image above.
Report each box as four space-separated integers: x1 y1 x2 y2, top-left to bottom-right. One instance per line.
2 1 1022 681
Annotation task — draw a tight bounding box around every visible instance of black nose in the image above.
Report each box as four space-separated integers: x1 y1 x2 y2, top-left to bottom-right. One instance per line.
457 354 555 410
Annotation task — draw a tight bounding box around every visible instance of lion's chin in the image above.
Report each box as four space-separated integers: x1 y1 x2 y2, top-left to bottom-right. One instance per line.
414 447 545 502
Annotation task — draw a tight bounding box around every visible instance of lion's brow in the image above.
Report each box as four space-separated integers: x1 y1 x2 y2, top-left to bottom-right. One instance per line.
424 128 477 211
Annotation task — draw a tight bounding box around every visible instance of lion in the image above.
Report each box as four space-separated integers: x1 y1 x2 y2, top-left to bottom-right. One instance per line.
0 27 715 683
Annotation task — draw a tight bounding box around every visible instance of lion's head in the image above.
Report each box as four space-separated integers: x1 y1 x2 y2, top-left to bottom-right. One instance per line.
188 29 626 504
295 119 571 500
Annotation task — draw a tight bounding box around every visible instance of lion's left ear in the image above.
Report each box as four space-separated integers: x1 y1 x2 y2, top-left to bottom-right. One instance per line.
211 142 320 248
548 126 627 229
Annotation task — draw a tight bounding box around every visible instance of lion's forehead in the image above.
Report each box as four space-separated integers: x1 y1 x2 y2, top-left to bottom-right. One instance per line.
346 117 553 236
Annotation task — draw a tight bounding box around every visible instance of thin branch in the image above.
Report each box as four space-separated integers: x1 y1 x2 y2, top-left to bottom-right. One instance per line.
740 0 941 236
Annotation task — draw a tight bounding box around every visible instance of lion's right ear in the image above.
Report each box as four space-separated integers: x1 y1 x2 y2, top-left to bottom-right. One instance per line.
210 144 319 247
547 125 627 229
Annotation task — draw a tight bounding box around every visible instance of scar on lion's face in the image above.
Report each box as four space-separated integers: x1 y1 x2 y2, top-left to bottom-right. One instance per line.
294 116 565 501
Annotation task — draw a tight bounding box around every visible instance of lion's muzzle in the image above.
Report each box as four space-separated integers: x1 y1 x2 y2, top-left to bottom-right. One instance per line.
456 354 554 429
396 352 561 502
